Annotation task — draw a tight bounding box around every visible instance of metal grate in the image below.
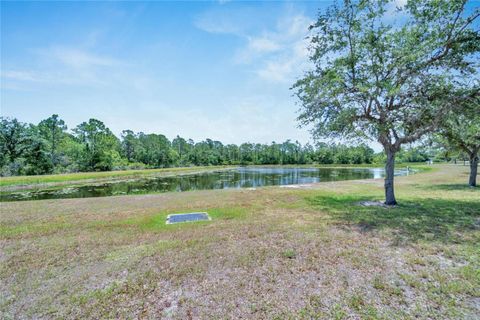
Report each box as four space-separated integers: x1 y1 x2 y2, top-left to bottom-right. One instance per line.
166 212 211 224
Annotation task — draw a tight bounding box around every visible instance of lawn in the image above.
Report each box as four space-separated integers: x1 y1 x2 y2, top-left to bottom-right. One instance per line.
0 164 478 319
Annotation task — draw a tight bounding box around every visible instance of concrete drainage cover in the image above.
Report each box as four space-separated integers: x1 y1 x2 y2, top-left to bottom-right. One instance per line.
166 212 211 224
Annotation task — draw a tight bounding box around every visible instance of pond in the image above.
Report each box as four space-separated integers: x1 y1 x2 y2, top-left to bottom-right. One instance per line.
0 167 413 202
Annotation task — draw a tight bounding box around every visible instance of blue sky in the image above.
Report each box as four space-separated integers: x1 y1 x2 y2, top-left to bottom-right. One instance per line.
1 0 332 145
2 1 476 148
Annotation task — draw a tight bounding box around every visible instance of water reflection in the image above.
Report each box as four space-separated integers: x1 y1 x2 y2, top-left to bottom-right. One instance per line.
0 167 411 202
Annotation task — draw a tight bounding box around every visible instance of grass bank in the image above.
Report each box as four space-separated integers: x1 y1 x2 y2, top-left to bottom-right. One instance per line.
1 164 478 319
0 165 234 189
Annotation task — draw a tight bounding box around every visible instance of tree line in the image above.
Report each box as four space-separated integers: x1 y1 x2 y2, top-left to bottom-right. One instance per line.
0 115 377 176
1 114 444 177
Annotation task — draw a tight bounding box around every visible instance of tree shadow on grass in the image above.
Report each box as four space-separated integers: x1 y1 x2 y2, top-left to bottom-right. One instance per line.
305 194 480 245
424 184 479 192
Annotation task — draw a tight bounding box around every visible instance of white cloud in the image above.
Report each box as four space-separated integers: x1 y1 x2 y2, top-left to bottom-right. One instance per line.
234 36 282 63
55 49 117 69
256 55 296 83
1 70 42 82
39 46 121 69
1 69 76 88
194 8 247 35
248 37 281 53
1 46 128 90
280 13 311 37
3 5 317 146
197 8 313 83
253 14 312 83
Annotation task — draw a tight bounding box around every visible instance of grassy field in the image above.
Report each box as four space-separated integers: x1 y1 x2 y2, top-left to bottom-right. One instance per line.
0 164 478 319
0 166 234 189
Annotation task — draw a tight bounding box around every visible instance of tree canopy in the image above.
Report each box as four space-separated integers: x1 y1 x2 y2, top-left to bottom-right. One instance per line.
0 115 409 176
293 0 479 204
436 88 480 186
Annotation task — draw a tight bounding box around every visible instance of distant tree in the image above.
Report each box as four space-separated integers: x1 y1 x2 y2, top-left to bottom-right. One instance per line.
0 118 55 175
0 118 28 167
268 142 281 165
397 145 429 163
22 132 53 175
239 143 254 164
73 119 121 171
349 144 375 164
38 114 67 167
333 145 350 164
293 0 479 204
224 144 240 164
137 133 172 167
58 133 84 172
208 139 224 165
172 135 191 165
437 91 480 186
303 143 315 164
2 114 408 176
121 130 140 162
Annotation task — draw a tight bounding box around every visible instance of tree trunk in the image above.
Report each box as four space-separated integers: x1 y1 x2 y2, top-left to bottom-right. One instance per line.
469 153 478 187
384 150 397 205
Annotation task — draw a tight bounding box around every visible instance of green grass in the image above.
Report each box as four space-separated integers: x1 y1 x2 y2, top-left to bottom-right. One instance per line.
0 206 249 240
0 165 233 188
282 248 297 259
115 206 249 231
1 164 478 319
305 193 479 244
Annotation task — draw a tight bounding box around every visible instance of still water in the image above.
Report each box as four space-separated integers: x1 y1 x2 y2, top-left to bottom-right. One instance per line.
0 167 411 202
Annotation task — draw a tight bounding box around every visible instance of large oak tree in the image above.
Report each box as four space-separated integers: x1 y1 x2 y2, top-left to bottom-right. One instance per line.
293 0 479 204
